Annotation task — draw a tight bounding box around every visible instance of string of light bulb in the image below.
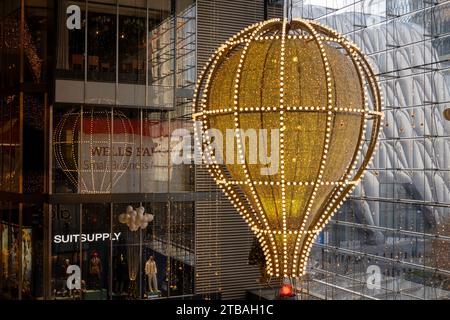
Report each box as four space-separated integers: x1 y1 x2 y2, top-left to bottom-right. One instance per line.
193 17 383 278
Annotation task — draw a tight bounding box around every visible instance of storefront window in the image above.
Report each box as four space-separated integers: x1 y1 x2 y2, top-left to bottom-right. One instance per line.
141 201 194 297
0 202 43 300
2 0 197 301
82 204 110 299
51 203 111 300
0 202 21 300
51 204 81 299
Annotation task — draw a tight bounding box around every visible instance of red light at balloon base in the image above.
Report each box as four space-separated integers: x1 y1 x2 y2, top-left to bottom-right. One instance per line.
279 284 295 298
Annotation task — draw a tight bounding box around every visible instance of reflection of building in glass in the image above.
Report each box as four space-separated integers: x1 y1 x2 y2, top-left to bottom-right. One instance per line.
294 0 450 299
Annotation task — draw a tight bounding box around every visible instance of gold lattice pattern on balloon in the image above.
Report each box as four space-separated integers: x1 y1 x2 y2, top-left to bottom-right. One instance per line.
193 18 384 278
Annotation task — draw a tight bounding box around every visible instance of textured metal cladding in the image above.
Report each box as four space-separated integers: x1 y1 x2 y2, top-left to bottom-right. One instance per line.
195 0 282 300
195 165 263 299
196 0 283 75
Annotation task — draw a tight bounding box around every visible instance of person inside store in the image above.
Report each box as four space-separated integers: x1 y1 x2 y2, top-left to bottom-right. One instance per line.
144 256 158 293
114 253 128 295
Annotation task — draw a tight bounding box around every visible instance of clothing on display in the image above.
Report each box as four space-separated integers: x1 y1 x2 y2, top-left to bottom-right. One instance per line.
144 256 158 292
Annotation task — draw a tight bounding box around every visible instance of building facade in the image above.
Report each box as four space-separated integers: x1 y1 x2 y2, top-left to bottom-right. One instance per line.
0 0 449 301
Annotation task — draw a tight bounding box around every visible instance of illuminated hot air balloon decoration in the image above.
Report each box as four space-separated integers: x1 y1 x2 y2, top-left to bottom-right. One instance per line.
118 205 154 232
193 18 383 278
54 107 135 193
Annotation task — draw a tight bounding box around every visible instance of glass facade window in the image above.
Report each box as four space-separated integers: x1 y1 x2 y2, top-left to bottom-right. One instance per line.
1 0 449 301
51 201 194 300
2 0 196 300
294 0 450 300
87 2 117 82
0 96 20 193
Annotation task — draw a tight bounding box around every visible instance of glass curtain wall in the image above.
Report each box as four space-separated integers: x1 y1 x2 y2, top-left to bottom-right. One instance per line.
0 0 50 300
293 0 450 300
50 0 196 300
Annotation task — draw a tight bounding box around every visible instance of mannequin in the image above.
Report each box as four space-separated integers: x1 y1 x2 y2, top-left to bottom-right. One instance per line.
89 251 102 289
62 258 71 296
114 253 128 294
144 256 158 292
